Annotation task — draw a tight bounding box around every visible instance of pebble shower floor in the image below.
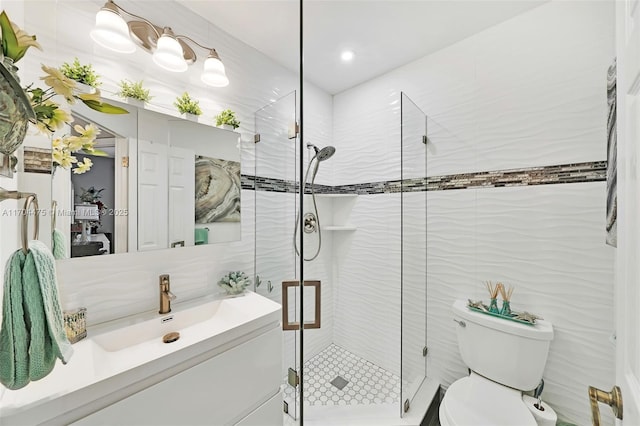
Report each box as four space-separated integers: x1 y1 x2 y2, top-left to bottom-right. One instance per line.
283 344 401 408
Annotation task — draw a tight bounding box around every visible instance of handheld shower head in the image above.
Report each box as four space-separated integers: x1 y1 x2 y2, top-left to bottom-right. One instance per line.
307 143 335 162
295 143 337 262
316 146 335 161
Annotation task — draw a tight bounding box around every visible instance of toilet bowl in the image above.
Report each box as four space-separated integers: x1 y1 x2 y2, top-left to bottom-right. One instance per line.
439 300 554 426
439 372 536 426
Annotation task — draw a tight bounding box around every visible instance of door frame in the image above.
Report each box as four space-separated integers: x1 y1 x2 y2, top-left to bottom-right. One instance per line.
614 0 640 424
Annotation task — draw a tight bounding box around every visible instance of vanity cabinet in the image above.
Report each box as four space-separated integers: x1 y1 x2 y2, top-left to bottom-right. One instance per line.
72 327 282 426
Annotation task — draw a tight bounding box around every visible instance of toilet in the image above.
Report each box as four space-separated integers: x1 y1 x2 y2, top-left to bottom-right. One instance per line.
439 299 554 426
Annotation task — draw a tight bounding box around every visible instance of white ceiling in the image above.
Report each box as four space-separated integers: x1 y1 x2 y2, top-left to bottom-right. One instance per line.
179 0 547 95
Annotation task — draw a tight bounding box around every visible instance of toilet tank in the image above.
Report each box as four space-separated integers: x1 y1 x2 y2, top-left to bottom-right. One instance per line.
452 299 554 391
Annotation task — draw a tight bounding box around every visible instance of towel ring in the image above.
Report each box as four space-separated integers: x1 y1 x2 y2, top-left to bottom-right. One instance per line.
51 200 57 229
22 194 39 254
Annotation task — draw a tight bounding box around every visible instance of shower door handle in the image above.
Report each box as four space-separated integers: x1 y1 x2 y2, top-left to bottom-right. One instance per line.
282 280 321 331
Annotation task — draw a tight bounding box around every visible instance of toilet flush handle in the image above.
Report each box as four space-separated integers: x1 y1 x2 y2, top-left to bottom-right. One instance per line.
453 319 466 328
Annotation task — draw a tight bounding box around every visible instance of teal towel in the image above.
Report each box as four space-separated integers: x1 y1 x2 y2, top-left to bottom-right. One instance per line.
52 228 66 260
0 240 73 390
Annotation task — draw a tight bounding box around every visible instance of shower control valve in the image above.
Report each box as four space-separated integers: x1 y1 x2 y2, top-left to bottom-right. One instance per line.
303 212 317 233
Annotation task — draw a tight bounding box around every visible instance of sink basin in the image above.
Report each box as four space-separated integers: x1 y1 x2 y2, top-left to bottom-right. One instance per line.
0 291 281 426
93 297 225 352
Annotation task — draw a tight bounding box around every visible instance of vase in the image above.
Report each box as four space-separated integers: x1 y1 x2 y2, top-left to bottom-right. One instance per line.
126 97 145 108
219 124 234 131
500 300 512 316
72 82 96 96
182 113 199 123
488 298 499 313
0 152 17 178
0 56 36 158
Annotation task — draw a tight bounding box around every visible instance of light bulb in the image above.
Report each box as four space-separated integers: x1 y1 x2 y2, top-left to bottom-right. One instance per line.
341 50 354 62
90 4 135 54
153 30 188 72
201 51 229 87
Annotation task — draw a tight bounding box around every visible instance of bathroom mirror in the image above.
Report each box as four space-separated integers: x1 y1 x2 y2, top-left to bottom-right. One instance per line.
51 99 241 258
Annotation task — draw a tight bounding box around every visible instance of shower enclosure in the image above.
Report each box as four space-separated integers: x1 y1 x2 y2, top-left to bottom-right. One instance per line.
253 91 428 424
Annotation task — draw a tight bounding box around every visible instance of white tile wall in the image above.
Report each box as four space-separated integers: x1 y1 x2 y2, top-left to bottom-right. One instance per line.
333 1 614 183
8 0 333 347
331 2 615 425
427 183 615 426
333 194 402 376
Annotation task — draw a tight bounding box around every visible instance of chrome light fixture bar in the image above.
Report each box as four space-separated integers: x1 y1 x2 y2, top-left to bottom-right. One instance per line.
90 0 229 87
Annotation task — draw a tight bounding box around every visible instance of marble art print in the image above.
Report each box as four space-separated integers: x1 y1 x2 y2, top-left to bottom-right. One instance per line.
195 156 241 223
606 58 617 247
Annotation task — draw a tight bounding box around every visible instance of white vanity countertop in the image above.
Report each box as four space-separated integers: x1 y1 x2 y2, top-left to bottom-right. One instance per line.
0 291 281 425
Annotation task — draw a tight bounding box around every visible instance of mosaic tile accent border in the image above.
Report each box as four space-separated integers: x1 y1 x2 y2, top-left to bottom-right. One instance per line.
20 157 603 191
427 161 605 191
243 161 605 195
23 147 52 174
240 174 426 194
240 174 333 193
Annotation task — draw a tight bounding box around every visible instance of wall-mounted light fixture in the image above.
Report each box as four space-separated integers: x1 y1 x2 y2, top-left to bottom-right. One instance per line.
90 0 229 87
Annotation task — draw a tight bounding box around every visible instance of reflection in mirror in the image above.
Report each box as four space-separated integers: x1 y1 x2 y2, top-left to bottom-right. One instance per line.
168 119 241 247
52 100 137 259
52 99 241 259
69 119 124 257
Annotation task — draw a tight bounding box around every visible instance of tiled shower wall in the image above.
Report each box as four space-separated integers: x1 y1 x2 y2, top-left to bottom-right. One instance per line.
331 2 615 425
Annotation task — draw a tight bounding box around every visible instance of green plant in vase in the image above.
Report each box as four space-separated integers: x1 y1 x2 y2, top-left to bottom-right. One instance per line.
60 57 102 89
174 92 202 117
215 108 240 130
0 11 39 161
78 186 107 231
218 271 251 295
29 65 126 174
117 79 152 104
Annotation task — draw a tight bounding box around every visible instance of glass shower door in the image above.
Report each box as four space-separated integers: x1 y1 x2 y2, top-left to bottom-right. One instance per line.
254 91 299 421
400 92 428 415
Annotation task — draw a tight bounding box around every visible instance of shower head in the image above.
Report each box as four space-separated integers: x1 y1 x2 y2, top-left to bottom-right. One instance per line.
306 143 336 161
316 146 335 161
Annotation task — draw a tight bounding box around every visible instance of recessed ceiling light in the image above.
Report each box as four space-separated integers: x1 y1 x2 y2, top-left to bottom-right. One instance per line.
341 50 354 62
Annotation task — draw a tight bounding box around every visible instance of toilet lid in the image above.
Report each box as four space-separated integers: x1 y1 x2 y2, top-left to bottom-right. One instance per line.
441 374 537 426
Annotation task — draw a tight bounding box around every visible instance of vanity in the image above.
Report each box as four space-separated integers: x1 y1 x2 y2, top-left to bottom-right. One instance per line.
0 291 282 425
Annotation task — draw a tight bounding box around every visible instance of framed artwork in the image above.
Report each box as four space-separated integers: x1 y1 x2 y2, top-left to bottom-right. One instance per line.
195 155 241 223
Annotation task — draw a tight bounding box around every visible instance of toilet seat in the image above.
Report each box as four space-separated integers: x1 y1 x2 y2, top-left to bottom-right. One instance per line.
439 372 537 426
